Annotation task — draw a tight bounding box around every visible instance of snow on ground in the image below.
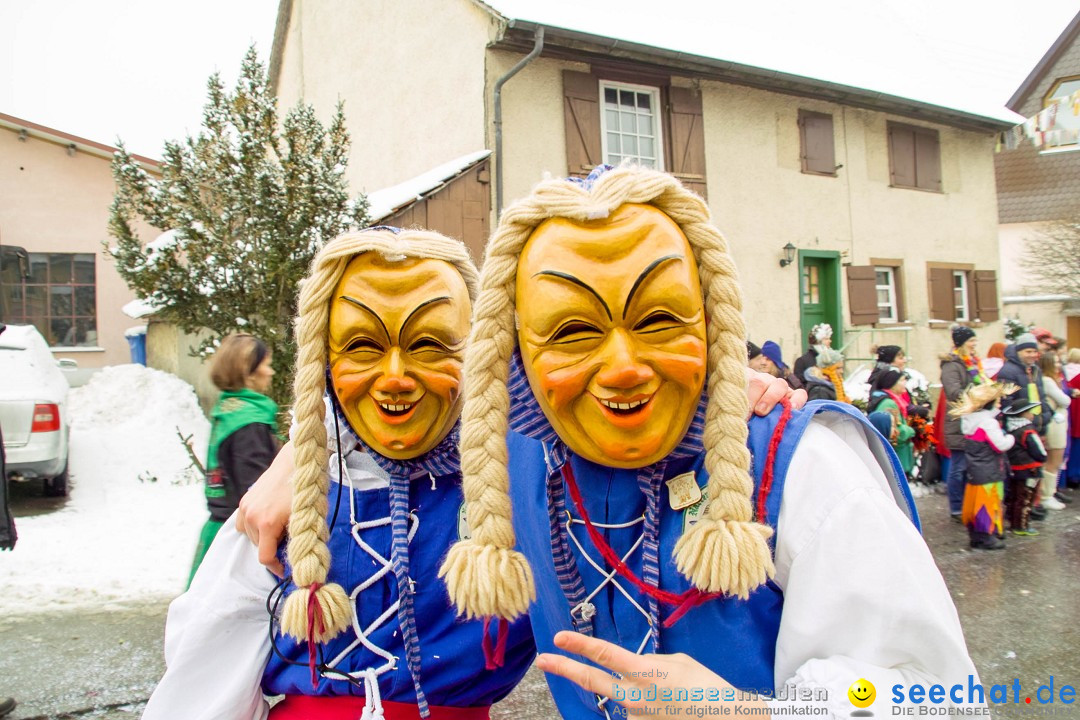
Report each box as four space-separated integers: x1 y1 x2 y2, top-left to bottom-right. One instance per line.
0 364 211 615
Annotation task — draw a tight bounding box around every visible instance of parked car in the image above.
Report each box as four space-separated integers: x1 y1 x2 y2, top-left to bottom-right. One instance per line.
0 324 71 496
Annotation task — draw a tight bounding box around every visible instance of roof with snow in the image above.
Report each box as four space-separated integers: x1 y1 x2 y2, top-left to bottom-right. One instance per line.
366 150 491 223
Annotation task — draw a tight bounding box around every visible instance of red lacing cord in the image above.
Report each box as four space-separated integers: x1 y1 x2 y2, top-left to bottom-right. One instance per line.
481 617 510 669
755 399 793 523
306 582 326 688
562 464 720 629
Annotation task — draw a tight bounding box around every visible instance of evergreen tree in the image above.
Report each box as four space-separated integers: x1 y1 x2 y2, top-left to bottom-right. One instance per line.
108 47 368 403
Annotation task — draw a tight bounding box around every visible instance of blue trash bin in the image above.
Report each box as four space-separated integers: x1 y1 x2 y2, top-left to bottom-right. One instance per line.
126 329 147 365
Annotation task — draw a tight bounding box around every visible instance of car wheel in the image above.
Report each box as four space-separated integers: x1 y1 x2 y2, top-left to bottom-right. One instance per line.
44 465 69 497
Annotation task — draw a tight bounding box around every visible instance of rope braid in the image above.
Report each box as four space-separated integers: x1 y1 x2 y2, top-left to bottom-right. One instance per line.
440 165 773 623
280 228 479 644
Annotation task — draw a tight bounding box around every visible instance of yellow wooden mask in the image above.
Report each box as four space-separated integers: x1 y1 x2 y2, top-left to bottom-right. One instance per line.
328 252 470 460
516 203 707 468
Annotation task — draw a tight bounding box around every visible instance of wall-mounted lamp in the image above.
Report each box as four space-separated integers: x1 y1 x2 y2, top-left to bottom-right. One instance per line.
66 143 77 157
779 242 797 268
18 129 28 142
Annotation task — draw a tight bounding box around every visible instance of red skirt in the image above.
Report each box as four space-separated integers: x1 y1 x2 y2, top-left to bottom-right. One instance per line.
270 696 490 720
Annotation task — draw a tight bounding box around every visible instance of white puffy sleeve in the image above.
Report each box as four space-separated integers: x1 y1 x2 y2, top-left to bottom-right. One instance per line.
770 414 982 718
142 519 276 720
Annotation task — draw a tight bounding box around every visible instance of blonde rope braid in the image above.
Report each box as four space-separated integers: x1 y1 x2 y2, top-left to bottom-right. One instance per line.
440 166 774 622
280 228 479 643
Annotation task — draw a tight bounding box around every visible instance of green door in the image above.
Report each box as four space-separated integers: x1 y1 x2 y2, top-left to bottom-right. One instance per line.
798 251 842 352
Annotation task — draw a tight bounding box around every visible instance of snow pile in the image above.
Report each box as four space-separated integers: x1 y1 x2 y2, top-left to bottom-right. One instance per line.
0 364 212 614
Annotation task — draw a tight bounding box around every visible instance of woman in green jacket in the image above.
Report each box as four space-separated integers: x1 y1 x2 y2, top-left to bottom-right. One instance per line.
187 333 279 586
868 369 915 476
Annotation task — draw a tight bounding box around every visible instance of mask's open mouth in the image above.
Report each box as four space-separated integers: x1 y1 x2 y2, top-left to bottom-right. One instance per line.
597 396 651 416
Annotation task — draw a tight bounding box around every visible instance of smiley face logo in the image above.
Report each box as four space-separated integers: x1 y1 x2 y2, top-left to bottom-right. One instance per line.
848 679 876 708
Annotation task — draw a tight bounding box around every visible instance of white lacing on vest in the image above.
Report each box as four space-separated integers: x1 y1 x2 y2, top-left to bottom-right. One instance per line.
565 512 652 719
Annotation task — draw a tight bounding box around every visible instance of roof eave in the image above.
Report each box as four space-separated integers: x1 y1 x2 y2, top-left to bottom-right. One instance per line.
0 112 162 171
1006 10 1080 112
498 20 1013 133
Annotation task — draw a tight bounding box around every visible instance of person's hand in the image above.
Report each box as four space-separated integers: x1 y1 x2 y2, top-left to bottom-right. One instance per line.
235 441 295 577
535 631 769 716
746 368 807 418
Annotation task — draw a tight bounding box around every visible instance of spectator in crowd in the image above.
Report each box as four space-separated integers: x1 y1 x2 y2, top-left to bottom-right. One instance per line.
1003 397 1047 536
1065 348 1080 490
996 334 1049 435
760 340 803 389
869 345 909 403
1038 351 1071 510
984 342 1007 380
792 330 820 385
937 326 988 522
1032 327 1056 352
951 383 1015 550
746 340 765 370
804 345 846 401
187 333 280 586
867 369 915 478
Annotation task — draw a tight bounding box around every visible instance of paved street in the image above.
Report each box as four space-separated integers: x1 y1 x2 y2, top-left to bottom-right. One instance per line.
1 489 1077 719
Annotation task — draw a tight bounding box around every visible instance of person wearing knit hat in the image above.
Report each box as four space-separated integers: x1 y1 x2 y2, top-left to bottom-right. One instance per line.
758 340 803 391
867 345 908 394
802 344 847 402
439 165 977 717
996 335 1052 458
937 326 988 522
867 369 915 476
746 340 763 365
949 383 1017 549
143 228 536 719
1002 396 1047 536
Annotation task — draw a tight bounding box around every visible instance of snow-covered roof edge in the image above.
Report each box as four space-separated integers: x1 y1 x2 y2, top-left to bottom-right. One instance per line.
366 150 492 223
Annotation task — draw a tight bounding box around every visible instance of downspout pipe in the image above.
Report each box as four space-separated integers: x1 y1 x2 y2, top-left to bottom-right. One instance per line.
494 26 544 218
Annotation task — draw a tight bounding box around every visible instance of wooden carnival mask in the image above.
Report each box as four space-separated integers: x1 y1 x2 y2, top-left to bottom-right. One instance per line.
328 252 470 460
516 203 707 468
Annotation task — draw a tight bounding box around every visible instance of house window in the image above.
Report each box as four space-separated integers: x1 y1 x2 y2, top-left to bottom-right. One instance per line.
887 122 942 192
1043 76 1080 151
875 267 898 322
952 270 969 322
802 263 821 305
798 110 836 176
601 82 663 169
3 252 97 347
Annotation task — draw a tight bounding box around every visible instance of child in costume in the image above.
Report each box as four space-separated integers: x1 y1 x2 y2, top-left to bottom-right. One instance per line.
439 165 980 718
144 228 535 720
866 369 915 477
950 382 1016 550
1003 397 1047 536
189 333 279 586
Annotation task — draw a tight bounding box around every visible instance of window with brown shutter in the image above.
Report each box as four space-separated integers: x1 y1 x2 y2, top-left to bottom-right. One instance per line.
927 266 956 323
562 70 708 197
667 86 707 199
563 70 602 177
798 110 836 176
973 270 1000 323
869 259 906 323
888 122 941 192
846 265 880 326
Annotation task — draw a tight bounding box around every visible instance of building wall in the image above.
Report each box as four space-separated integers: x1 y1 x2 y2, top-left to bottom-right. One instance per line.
491 56 1004 377
274 0 497 195
0 125 141 368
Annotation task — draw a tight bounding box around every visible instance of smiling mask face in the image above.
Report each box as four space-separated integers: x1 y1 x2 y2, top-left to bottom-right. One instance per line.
516 204 707 468
328 253 470 460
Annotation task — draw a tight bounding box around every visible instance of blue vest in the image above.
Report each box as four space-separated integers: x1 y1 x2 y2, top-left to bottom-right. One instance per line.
509 400 918 718
263 469 535 707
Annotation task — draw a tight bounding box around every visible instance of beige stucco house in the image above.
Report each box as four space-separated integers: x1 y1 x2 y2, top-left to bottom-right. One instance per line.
0 112 159 370
270 0 1012 377
995 11 1080 349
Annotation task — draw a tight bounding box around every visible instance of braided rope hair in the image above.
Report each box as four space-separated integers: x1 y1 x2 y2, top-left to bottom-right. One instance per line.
279 227 480 644
439 165 773 623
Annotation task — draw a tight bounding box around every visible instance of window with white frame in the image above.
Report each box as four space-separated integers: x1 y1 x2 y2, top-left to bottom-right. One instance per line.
875 267 898 322
952 270 969 322
601 82 663 169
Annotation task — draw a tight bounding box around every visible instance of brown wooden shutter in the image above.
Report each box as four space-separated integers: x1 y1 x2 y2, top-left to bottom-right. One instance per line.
799 110 836 175
915 129 942 191
973 270 1000 323
666 86 708 199
563 70 602 177
927 267 955 322
888 124 916 188
846 265 880 325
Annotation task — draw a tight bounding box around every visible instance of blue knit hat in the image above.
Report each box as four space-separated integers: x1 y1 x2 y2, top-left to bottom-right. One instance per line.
761 341 787 371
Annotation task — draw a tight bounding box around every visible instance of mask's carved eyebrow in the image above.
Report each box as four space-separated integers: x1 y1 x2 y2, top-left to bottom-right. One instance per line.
339 295 390 341
533 270 612 320
400 296 451 340
623 255 683 319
